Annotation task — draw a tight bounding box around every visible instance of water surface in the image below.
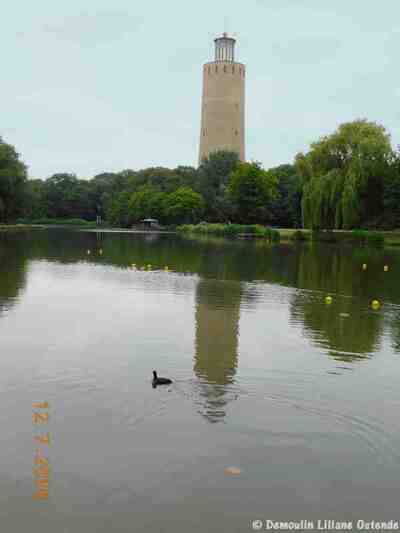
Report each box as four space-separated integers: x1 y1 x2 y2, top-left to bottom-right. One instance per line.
1 229 400 532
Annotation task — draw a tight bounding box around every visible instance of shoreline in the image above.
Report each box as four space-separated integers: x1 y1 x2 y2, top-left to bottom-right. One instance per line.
2 224 400 245
0 224 176 234
79 228 176 234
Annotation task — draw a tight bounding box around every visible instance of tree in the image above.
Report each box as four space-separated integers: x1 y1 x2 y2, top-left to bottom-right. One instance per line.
106 191 132 227
197 150 240 221
24 179 47 219
382 149 400 229
99 167 201 226
296 119 393 229
128 185 166 223
90 172 120 218
0 137 28 222
266 164 302 227
163 186 204 224
130 167 198 194
43 173 96 220
227 162 278 223
174 166 198 190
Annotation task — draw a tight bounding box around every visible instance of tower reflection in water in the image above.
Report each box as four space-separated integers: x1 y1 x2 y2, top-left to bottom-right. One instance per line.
194 279 242 423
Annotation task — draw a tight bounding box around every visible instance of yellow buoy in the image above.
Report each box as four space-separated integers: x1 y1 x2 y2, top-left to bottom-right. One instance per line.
325 296 332 305
371 299 381 310
147 264 152 269
87 250 91 255
164 266 169 271
362 263 367 271
131 263 136 268
99 249 103 255
384 265 389 272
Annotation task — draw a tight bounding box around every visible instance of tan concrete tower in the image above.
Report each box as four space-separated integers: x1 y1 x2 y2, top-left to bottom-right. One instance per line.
199 33 245 164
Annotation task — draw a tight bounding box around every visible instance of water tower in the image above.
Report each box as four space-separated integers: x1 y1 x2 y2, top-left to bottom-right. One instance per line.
199 33 245 164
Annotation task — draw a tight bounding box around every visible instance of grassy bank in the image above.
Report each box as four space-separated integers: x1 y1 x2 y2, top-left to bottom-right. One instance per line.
0 224 48 231
382 231 400 246
278 228 385 246
2 220 394 246
15 218 98 228
177 223 281 242
177 224 388 246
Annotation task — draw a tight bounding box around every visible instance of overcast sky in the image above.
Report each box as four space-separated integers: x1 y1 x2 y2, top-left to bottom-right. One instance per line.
2 0 400 178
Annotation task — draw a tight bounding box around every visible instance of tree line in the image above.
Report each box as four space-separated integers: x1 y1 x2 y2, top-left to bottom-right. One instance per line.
1 118 400 229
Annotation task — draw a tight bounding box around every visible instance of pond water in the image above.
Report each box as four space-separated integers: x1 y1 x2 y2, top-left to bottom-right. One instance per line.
1 229 400 532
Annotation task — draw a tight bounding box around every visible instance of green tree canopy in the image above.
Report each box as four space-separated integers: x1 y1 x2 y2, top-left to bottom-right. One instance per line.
296 119 393 229
227 162 278 224
197 150 239 221
128 185 166 223
163 186 204 224
266 164 302 227
0 137 28 222
25 179 47 219
43 173 96 220
382 149 400 228
106 191 133 227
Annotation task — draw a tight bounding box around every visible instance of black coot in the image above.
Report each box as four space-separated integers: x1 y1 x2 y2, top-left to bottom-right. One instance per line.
152 370 172 387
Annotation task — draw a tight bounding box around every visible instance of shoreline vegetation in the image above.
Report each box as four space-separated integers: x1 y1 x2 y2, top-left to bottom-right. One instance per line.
178 223 400 246
178 223 281 242
3 221 400 246
2 120 400 236
15 217 98 228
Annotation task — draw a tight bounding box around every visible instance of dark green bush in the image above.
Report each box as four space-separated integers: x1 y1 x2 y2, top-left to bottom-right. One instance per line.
177 223 280 242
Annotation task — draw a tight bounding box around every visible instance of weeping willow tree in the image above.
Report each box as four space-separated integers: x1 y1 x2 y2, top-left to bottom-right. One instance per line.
296 120 393 229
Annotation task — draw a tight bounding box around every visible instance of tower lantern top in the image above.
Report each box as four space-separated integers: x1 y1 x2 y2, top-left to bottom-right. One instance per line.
214 32 236 62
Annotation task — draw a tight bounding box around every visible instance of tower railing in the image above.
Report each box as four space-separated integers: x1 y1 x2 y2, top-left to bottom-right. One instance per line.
214 33 235 62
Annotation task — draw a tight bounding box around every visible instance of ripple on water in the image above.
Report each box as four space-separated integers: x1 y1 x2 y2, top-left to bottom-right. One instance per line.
233 371 400 467
114 367 400 468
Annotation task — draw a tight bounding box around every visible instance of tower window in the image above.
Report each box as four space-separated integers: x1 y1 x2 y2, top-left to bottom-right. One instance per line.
223 65 227 73
239 67 242 75
235 130 239 136
215 65 218 73
232 66 235 74
208 66 211 74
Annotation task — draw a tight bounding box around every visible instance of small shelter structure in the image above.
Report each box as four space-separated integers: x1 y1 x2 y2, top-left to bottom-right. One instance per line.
140 218 160 230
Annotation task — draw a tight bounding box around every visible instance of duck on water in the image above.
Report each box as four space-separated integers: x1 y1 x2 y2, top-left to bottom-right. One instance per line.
152 370 172 387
